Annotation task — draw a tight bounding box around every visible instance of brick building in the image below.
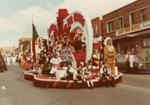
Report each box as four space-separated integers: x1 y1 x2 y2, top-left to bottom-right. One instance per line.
91 17 103 38
91 17 103 50
102 0 150 57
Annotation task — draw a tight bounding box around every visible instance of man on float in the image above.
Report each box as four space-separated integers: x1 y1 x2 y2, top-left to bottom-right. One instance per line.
100 63 111 87
66 62 77 81
73 31 85 52
50 52 62 79
104 37 117 77
50 52 62 68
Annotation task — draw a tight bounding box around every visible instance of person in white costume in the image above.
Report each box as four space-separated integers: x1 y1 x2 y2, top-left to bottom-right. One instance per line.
125 51 134 71
49 64 57 78
66 63 77 80
50 53 62 67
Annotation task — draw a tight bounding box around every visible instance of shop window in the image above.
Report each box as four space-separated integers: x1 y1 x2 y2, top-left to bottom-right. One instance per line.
142 37 150 47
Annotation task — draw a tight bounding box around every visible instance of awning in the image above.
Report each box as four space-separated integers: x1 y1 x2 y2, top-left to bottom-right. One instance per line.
112 29 150 41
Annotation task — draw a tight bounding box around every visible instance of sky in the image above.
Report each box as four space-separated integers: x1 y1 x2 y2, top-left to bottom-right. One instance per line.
0 0 136 48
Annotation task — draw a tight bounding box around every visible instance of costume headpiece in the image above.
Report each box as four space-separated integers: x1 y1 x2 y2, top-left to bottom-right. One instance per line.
104 37 112 46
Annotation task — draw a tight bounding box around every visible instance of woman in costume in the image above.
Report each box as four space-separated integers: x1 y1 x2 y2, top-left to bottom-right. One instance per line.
92 49 100 67
104 37 116 77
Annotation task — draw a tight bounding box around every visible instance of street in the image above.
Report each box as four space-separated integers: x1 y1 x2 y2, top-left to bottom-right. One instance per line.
0 66 149 105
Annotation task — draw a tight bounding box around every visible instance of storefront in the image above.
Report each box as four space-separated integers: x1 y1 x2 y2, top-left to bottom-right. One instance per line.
113 29 150 58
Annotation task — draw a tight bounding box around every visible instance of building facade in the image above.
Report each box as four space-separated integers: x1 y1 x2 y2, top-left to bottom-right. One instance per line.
91 17 103 38
91 17 103 50
102 0 150 57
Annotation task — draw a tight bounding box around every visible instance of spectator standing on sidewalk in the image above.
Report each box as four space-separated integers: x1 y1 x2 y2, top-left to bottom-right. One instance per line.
126 51 134 72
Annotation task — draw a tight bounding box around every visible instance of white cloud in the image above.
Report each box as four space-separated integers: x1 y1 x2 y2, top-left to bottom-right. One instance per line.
12 6 55 36
0 18 22 47
0 6 55 48
0 18 22 33
56 0 136 19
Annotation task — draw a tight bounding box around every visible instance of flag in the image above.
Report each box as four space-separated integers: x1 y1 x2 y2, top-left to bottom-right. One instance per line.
32 23 39 63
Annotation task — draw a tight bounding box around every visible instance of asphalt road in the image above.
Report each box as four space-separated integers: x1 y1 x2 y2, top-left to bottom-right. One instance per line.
0 65 150 105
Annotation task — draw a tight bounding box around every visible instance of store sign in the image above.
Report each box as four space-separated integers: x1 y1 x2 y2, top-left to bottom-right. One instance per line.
116 28 125 36
116 23 142 36
142 20 150 29
116 20 150 36
130 23 141 32
125 27 130 33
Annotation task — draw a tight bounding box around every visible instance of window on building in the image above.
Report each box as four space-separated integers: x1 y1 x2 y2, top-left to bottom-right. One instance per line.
140 9 146 22
107 21 113 33
94 25 98 34
118 17 123 28
142 37 150 47
130 13 135 25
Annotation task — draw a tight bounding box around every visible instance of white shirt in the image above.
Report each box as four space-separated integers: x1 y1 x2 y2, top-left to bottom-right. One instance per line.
100 66 111 74
50 67 57 74
114 66 118 76
69 67 77 74
129 55 134 68
36 47 42 54
63 67 68 71
69 67 77 80
98 36 103 42
125 54 134 68
50 57 62 65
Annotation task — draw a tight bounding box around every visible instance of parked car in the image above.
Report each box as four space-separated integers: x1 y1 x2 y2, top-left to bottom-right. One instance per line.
116 54 150 73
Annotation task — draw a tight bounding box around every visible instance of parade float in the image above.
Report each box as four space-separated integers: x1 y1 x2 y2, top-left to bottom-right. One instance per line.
24 9 122 89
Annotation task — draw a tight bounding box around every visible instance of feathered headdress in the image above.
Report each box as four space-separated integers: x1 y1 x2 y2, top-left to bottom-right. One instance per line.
104 37 112 46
